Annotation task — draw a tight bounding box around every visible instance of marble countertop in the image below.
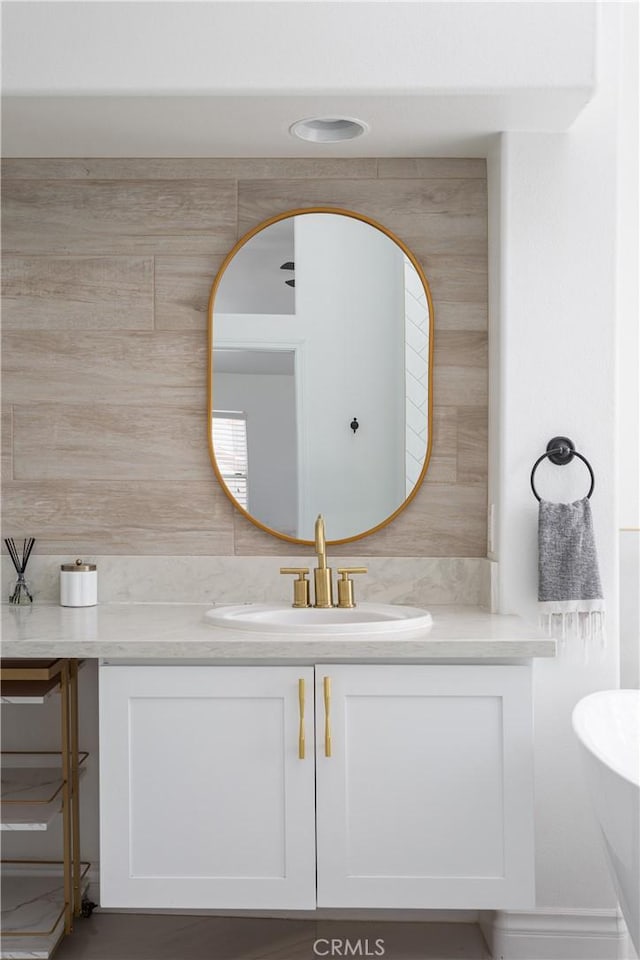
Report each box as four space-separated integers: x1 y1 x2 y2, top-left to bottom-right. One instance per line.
1 603 555 661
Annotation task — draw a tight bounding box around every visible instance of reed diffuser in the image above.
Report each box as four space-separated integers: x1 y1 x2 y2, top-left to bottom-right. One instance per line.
5 537 36 604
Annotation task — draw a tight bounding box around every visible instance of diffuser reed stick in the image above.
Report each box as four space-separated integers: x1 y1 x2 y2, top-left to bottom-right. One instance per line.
5 537 35 603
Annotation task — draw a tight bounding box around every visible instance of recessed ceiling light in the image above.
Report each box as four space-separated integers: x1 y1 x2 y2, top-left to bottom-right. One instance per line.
289 117 369 143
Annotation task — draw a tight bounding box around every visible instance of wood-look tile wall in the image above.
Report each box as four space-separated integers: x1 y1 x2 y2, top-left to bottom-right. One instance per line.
1 158 488 557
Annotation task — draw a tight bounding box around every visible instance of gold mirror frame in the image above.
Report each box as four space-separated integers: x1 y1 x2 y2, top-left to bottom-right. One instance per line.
207 207 435 546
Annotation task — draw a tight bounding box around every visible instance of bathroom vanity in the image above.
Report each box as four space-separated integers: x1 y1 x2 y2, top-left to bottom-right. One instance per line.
2 603 555 917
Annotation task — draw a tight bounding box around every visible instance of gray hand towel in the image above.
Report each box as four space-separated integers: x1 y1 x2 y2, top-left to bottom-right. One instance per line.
538 497 604 637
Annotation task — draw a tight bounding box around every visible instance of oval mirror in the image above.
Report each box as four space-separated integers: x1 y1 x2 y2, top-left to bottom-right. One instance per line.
208 208 434 544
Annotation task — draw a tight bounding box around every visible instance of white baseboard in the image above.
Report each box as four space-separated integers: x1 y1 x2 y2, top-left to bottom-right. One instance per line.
479 908 635 960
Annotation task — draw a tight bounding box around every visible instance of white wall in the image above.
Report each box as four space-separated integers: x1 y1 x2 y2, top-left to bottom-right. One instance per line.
488 1 628 912
617 1 640 692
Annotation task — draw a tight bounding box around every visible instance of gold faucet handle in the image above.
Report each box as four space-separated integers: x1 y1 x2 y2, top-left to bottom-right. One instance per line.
336 567 368 609
280 568 311 608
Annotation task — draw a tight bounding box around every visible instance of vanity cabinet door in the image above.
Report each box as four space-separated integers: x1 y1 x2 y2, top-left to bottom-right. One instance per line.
99 665 316 910
315 664 534 909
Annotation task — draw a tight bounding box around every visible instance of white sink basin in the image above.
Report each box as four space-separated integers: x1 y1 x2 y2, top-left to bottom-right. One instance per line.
205 602 433 636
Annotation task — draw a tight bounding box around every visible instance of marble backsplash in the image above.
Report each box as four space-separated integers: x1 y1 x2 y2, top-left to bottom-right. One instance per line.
1 555 494 609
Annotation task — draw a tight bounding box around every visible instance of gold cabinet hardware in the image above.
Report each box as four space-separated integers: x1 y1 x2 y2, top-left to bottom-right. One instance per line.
323 676 332 757
279 568 310 608
298 678 306 759
336 567 368 608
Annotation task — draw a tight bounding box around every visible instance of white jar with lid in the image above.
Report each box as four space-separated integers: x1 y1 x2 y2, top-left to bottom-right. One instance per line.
60 560 97 607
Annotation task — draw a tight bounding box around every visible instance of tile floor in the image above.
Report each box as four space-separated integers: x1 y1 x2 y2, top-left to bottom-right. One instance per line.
55 915 492 960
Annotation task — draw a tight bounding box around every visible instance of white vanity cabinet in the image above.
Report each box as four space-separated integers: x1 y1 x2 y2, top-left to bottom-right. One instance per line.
99 662 534 911
99 665 317 909
315 664 534 909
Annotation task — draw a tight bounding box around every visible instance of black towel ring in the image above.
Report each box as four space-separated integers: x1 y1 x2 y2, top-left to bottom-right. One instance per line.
530 436 595 502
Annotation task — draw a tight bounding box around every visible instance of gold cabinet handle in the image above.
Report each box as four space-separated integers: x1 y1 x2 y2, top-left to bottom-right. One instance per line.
298 678 305 759
323 676 332 757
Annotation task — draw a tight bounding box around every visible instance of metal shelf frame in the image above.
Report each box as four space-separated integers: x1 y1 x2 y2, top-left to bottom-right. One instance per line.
0 658 85 946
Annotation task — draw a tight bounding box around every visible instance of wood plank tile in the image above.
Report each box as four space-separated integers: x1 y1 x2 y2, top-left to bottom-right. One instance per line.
434 301 488 331
1 256 153 329
457 406 489 483
415 407 454 461
230 511 317 556
1 480 234 556
357 482 487 557
53 914 490 960
236 212 487 260
238 184 487 258
155 256 222 330
378 158 487 179
2 331 207 404
422 255 487 303
433 365 488 407
434 332 488 368
425 406 458 481
2 158 378 181
402 216 487 257
423 456 457 483
1 159 489 560
13 403 213 481
54 913 314 960
233 482 486 558
1 405 12 481
1 180 237 255
52 914 490 960
238 179 487 234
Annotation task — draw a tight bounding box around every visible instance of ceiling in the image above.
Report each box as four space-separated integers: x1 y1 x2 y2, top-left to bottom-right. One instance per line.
1 1 598 158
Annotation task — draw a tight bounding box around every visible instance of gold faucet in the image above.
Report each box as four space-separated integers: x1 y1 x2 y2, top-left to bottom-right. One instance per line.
313 514 334 608
281 514 367 608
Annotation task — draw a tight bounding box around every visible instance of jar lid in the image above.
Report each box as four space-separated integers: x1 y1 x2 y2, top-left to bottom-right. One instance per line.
61 559 97 572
